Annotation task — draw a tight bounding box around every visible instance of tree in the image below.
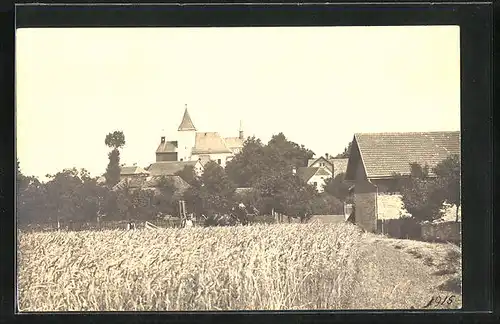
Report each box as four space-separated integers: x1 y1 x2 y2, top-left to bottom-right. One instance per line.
323 172 350 202
105 131 126 149
17 162 47 225
265 133 314 170
174 165 198 186
252 169 319 222
44 168 108 224
399 162 444 223
104 131 126 187
154 176 179 217
281 177 318 222
432 154 461 222
226 133 314 188
334 141 352 158
309 193 344 216
225 136 267 187
199 161 236 217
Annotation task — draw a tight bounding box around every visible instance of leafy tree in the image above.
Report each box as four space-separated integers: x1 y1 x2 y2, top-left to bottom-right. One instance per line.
104 131 125 187
129 189 157 221
265 133 314 170
43 168 107 224
105 131 126 149
199 161 236 217
182 179 203 219
252 169 318 222
16 162 47 225
323 172 350 202
281 177 318 222
225 136 267 187
410 162 430 179
386 172 409 194
226 134 314 188
432 154 461 222
174 165 198 186
399 162 444 223
309 193 344 216
154 176 179 217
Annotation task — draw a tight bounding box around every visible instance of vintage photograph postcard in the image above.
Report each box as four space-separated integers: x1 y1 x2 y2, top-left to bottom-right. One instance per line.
16 25 461 311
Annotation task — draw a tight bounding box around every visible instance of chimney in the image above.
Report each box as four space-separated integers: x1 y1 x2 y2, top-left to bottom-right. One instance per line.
161 136 165 143
239 120 244 140
325 153 329 159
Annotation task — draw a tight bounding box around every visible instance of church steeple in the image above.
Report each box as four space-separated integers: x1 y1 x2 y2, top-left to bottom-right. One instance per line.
178 104 196 131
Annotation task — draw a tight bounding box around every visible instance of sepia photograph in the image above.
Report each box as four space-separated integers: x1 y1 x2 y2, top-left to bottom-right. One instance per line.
16 25 462 311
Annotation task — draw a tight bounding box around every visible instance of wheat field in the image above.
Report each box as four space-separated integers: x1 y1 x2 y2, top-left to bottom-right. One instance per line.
18 223 367 311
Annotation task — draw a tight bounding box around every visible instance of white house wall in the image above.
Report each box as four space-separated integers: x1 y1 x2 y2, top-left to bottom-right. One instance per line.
191 152 233 168
307 174 329 193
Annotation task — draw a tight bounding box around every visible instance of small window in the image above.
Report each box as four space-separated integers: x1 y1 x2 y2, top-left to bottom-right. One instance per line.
313 182 317 187
217 159 221 165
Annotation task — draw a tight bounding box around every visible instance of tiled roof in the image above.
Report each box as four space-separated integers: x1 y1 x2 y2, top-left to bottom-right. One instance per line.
355 131 460 178
113 175 190 198
297 167 319 182
328 158 349 177
308 156 334 169
224 137 244 149
192 132 232 154
156 140 178 154
315 167 332 177
147 161 199 176
120 166 150 176
178 107 196 131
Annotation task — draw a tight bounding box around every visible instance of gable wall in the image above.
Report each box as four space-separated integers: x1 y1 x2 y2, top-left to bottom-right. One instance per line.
156 152 178 162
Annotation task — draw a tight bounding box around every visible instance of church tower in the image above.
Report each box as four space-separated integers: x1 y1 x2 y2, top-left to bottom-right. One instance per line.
177 104 197 162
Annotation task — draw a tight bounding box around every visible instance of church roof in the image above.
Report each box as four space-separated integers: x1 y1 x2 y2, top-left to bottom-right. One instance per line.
224 137 244 149
192 132 232 154
178 106 196 131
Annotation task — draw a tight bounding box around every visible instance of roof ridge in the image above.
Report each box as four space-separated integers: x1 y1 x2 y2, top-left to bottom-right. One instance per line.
354 130 460 136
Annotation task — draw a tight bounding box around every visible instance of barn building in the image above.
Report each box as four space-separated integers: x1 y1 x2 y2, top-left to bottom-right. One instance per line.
344 131 461 232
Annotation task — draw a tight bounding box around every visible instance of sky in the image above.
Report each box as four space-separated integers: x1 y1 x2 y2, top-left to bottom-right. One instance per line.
16 26 460 181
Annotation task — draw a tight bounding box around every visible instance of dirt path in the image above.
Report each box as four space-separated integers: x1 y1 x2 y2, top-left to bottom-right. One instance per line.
347 235 462 310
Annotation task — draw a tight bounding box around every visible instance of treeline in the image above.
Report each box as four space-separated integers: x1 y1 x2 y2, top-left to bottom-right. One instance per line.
17 132 351 226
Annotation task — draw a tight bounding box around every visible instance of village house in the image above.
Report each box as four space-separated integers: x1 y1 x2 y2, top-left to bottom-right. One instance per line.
344 131 461 232
307 154 349 178
113 175 190 200
297 155 349 192
155 105 245 168
119 165 150 181
146 160 204 178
